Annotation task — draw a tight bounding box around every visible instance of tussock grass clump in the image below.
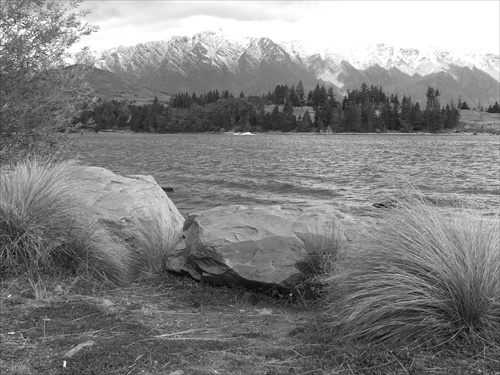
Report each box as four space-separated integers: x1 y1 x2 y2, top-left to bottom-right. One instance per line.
291 224 345 303
0 158 135 284
125 209 179 275
325 196 500 348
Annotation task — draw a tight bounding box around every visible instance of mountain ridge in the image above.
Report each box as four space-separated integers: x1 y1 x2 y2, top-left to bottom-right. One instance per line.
76 30 500 107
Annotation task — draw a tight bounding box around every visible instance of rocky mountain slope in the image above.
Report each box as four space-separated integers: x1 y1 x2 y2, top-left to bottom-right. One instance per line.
77 30 500 107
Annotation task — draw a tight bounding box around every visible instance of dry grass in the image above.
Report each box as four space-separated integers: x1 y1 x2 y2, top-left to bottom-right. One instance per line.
324 195 500 349
291 223 345 304
0 158 135 284
124 209 179 275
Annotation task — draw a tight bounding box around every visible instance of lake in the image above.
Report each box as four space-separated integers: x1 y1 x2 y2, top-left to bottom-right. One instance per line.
72 133 500 217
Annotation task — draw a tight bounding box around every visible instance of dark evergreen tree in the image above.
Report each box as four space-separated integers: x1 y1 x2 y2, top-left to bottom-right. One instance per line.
361 98 375 132
297 110 312 132
331 106 342 133
320 100 334 130
289 85 299 107
296 80 306 107
327 87 337 108
306 90 313 106
343 102 362 132
424 87 443 132
487 101 500 113
359 83 369 104
409 102 423 131
379 100 392 132
117 114 129 128
270 105 283 130
282 100 296 132
460 101 471 110
311 84 321 108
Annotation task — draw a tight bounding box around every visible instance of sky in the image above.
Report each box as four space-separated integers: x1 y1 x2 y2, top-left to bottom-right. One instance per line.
72 1 500 55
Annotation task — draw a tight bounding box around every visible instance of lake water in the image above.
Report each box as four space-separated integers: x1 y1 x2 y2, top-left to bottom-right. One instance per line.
72 133 500 217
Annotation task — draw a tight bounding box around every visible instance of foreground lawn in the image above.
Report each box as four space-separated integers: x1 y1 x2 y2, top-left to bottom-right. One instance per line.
1 274 499 375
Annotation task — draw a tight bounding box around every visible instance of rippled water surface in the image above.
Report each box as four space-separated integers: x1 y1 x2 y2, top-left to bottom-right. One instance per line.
72 133 500 216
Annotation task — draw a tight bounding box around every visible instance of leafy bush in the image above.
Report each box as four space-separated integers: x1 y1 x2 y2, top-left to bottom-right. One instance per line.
0 0 97 163
0 158 135 284
324 196 500 348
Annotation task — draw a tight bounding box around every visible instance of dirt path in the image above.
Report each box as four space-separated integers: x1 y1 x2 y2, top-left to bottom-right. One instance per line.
0 275 323 375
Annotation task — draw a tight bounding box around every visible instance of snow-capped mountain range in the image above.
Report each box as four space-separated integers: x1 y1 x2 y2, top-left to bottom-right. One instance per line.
76 30 500 106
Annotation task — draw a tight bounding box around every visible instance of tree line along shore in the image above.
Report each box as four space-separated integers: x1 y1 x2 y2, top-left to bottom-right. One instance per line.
76 82 471 134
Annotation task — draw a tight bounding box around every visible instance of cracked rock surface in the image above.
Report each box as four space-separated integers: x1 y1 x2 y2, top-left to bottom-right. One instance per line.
172 204 355 289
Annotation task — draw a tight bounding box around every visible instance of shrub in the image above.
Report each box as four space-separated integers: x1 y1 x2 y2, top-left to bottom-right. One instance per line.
324 196 500 348
0 158 135 284
1 0 97 164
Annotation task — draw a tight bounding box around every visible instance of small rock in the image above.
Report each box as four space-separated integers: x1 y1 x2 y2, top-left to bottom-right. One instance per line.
101 299 114 307
54 285 64 293
169 371 184 375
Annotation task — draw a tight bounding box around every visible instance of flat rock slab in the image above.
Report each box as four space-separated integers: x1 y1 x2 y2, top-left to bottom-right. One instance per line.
172 205 357 289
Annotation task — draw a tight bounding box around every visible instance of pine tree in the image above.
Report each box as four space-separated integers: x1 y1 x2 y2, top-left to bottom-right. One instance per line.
298 110 312 132
425 87 443 132
306 91 312 106
361 98 375 132
379 100 392 132
321 101 334 130
270 105 283 130
409 102 423 131
296 80 306 107
289 86 299 107
343 102 362 132
282 100 296 132
327 87 337 107
311 84 320 108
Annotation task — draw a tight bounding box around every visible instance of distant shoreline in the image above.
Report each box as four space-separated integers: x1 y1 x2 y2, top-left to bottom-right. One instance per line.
84 130 500 136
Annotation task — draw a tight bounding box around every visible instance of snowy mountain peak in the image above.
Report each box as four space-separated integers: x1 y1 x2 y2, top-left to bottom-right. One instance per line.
75 31 500 106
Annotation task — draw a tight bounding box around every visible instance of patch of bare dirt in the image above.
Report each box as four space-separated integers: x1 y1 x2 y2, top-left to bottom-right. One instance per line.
0 275 321 375
2 274 499 375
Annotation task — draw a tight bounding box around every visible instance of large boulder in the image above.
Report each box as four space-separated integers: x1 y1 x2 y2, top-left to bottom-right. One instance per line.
171 204 364 289
72 166 185 276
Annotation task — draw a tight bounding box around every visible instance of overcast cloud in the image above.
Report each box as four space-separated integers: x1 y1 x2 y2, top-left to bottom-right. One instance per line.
73 1 500 54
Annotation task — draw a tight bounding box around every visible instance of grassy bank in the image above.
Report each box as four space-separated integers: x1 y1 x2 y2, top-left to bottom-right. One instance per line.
1 160 499 374
456 110 500 134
